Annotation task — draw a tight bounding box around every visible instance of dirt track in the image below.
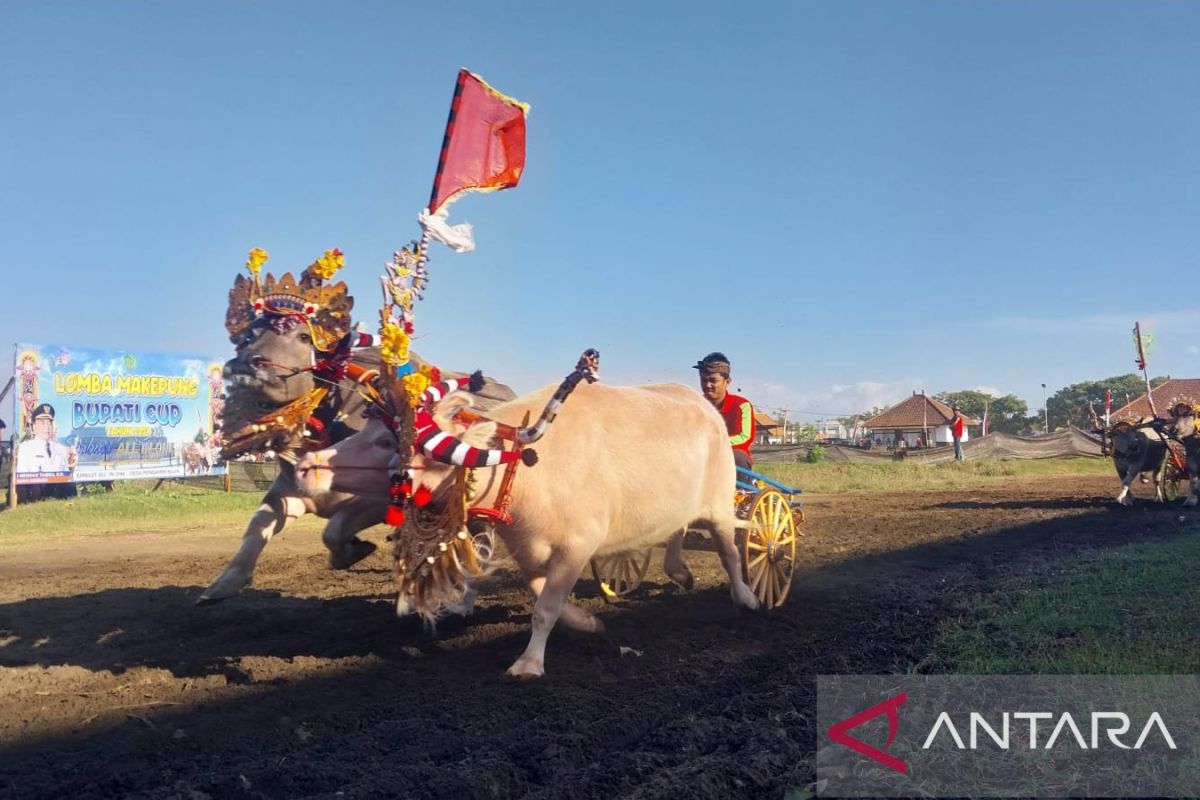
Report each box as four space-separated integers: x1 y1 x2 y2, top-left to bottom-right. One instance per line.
0 475 1193 800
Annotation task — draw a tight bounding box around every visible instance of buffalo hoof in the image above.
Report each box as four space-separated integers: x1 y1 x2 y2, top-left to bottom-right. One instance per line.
666 569 695 592
197 570 251 605
733 583 761 611
506 657 545 679
329 539 377 570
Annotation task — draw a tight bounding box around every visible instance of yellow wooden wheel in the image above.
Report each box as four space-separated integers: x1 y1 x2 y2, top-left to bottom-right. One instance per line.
742 489 797 609
590 549 653 603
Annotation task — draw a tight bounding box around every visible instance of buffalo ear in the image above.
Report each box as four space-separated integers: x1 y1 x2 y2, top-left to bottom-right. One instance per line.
433 392 475 432
460 420 498 449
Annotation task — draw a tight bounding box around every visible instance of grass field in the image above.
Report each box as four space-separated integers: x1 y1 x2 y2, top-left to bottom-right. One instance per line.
0 480 264 543
931 526 1200 673
759 456 1112 494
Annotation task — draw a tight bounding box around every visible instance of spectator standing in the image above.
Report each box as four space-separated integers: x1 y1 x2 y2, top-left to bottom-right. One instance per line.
950 407 965 461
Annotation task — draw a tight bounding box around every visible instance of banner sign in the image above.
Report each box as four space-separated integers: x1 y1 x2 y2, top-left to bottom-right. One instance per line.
11 344 225 484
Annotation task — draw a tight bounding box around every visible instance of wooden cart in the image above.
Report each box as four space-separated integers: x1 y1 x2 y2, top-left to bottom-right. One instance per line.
589 465 806 609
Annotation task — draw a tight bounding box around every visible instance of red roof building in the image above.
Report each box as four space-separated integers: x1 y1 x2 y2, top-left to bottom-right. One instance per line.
754 410 781 445
864 392 979 449
1109 378 1200 420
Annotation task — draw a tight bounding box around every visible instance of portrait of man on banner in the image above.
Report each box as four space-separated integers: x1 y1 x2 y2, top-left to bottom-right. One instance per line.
15 402 78 485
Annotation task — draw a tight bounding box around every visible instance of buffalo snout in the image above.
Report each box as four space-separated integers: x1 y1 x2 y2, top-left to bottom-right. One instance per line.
295 451 334 496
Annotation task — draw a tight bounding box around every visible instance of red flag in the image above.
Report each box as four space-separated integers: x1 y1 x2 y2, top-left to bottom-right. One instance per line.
429 70 529 214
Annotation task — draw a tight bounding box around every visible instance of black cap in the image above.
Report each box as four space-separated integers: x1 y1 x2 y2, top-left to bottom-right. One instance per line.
693 351 731 374
32 403 55 420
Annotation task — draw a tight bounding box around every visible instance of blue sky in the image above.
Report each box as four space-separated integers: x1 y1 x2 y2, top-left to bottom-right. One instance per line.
3 1 1199 424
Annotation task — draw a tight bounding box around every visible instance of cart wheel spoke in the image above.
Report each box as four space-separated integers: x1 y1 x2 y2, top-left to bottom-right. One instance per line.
749 556 768 595
763 560 776 608
590 549 652 603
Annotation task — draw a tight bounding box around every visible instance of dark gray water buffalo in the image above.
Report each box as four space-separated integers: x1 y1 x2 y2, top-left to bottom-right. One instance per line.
1166 403 1200 507
1106 420 1169 506
199 320 512 604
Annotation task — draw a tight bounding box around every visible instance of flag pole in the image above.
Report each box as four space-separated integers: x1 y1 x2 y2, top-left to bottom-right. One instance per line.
419 69 469 269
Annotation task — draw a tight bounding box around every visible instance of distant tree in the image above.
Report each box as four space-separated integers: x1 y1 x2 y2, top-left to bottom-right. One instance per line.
1046 374 1169 430
934 390 1029 435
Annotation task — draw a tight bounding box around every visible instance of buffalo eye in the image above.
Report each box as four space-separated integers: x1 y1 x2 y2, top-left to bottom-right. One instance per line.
374 435 394 449
299 332 312 344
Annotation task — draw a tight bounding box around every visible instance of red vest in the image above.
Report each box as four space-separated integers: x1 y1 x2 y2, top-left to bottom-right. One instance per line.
719 393 755 456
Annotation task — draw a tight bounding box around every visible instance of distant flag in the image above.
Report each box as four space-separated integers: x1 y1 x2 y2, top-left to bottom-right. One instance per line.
419 69 530 253
1131 321 1159 417
1132 321 1154 372
981 401 989 437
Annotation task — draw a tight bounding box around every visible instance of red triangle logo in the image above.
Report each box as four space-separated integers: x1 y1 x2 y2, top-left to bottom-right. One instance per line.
826 692 908 774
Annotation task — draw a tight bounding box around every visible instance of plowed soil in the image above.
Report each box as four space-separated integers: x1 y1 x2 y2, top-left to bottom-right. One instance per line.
0 475 1191 799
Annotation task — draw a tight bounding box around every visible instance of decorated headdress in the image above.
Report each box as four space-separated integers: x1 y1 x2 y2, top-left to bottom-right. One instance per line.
1170 400 1199 418
226 247 354 353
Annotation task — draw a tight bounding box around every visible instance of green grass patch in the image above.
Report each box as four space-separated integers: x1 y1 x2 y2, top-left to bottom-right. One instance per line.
932 527 1200 673
758 456 1112 495
0 480 263 544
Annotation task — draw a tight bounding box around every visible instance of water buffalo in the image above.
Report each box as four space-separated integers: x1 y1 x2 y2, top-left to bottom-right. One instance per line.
1106 420 1169 506
1166 404 1200 507
295 380 760 678
199 319 512 604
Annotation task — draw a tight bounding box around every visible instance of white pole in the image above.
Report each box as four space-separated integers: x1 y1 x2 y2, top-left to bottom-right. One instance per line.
1042 383 1048 434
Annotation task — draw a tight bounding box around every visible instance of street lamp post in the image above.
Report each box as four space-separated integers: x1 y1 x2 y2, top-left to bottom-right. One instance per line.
1041 383 1049 434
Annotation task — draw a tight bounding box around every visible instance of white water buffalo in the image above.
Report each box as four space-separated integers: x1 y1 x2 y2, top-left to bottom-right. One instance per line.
1166 404 1200 507
295 381 759 678
1106 420 1169 506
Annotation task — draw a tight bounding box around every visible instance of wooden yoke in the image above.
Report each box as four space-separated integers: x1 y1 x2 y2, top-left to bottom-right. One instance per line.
452 409 519 442
467 411 531 527
342 362 381 391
